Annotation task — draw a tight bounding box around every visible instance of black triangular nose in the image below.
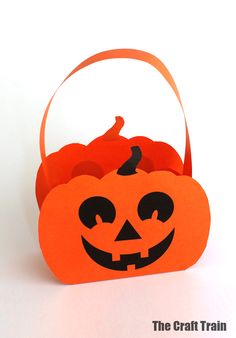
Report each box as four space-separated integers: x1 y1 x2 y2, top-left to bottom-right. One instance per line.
115 220 141 241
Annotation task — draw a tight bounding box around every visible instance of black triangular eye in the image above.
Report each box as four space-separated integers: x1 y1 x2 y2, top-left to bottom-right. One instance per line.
138 192 174 222
79 196 116 229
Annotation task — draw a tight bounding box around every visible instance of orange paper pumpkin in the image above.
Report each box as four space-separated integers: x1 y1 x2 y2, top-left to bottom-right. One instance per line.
36 116 183 208
37 49 210 284
39 147 210 284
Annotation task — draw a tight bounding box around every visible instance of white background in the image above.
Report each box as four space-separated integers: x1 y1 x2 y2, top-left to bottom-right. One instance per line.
1 1 236 337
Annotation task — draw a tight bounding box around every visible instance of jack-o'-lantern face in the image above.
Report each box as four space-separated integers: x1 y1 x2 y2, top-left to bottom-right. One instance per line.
39 147 210 284
79 192 175 271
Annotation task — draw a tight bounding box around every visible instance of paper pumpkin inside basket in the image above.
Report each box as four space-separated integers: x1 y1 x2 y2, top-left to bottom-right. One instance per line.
36 49 210 284
36 116 184 208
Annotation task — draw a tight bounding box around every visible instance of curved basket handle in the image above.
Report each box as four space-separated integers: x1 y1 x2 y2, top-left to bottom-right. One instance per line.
40 49 192 179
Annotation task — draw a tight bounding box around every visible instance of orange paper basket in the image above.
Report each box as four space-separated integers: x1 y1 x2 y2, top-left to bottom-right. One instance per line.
36 49 210 284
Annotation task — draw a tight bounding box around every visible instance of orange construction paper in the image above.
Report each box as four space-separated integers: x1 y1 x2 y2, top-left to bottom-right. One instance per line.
36 49 210 284
39 162 210 284
36 116 183 208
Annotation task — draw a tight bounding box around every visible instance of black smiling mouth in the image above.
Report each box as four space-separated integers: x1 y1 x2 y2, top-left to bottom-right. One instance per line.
81 229 175 271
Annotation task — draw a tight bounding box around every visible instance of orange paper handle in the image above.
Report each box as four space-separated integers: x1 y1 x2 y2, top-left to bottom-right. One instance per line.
40 49 192 177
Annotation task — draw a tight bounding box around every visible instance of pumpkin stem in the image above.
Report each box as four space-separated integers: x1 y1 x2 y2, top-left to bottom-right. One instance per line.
102 116 124 140
117 146 142 176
